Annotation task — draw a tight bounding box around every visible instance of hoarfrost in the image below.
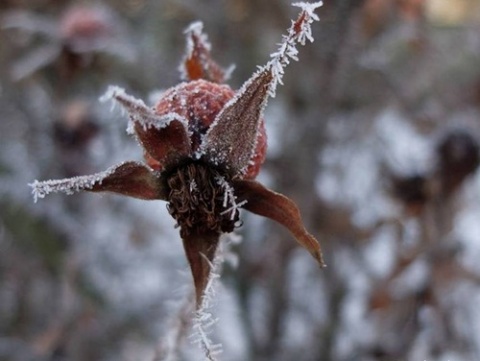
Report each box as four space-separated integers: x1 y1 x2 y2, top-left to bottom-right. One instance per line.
264 1 323 98
183 21 211 57
100 85 189 135
216 176 247 220
29 161 130 202
190 251 223 361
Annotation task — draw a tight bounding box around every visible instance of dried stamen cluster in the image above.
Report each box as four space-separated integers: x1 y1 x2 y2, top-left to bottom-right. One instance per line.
166 162 240 238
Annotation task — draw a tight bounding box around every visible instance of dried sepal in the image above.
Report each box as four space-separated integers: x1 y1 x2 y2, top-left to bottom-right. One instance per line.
200 68 273 177
182 231 220 307
133 119 192 171
233 179 325 267
100 86 192 167
198 1 322 176
180 21 232 84
30 161 166 202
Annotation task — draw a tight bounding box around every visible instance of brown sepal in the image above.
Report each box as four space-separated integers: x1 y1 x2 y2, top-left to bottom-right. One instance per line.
109 90 192 170
181 231 220 308
89 161 167 200
233 179 325 267
202 68 273 177
182 23 228 83
134 119 192 171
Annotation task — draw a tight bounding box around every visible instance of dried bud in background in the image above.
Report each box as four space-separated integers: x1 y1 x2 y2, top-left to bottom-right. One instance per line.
436 130 480 195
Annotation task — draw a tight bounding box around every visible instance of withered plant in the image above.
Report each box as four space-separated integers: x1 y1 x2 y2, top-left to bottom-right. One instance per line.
30 2 325 309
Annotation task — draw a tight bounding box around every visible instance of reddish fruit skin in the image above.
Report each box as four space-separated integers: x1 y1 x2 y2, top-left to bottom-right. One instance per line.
152 79 266 179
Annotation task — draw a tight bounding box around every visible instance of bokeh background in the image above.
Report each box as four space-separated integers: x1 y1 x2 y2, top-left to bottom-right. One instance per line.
1 0 480 360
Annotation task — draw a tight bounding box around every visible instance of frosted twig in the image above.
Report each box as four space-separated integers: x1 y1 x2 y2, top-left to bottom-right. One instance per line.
263 1 323 97
100 85 189 134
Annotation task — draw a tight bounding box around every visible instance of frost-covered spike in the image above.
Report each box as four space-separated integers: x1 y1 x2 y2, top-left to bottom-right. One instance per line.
29 161 167 202
29 174 99 202
100 85 189 133
184 21 211 55
190 248 224 361
180 21 231 83
264 1 323 98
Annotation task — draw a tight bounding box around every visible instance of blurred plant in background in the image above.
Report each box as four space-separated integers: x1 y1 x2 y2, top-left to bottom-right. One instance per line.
1 1 480 360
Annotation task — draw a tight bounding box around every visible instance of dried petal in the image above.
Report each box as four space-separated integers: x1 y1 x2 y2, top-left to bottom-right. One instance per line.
180 21 232 84
200 68 273 177
100 86 192 168
182 231 220 307
233 179 325 267
30 161 166 202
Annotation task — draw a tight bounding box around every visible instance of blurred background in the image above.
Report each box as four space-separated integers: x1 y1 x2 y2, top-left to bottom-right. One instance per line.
1 0 480 360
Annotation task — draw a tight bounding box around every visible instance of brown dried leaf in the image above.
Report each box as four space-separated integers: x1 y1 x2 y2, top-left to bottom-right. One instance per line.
233 179 325 267
182 231 220 308
201 68 273 177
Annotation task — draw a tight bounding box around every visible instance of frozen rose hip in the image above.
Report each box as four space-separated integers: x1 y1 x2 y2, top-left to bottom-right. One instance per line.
149 80 267 179
30 3 324 309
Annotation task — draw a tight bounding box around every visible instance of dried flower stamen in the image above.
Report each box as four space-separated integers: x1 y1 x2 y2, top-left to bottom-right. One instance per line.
166 162 240 238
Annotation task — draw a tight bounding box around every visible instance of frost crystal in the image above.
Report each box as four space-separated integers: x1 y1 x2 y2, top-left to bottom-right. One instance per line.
264 1 323 97
180 20 233 83
100 85 189 134
183 21 211 56
216 176 248 220
29 164 116 202
190 251 223 361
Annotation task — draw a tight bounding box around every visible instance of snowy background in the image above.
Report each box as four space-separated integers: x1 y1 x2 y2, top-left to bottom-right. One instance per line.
1 0 480 360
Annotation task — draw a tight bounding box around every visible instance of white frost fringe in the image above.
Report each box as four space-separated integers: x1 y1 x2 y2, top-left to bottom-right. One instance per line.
156 234 242 361
264 1 323 98
190 247 223 360
99 85 189 135
29 164 119 203
180 21 235 82
183 21 211 56
216 176 247 221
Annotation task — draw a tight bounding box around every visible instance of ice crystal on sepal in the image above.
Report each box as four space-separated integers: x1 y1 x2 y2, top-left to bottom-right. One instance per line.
100 85 190 134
